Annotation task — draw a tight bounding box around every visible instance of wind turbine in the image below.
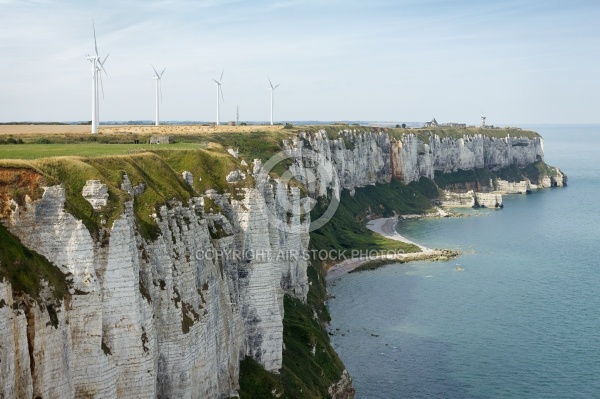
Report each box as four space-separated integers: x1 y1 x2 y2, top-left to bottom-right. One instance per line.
268 77 280 126
212 69 224 125
86 22 108 134
152 65 166 126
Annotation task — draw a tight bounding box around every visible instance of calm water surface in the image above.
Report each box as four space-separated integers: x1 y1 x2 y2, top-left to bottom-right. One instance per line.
327 125 600 398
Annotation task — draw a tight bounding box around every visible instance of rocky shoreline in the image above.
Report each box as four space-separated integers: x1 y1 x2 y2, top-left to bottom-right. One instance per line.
326 217 458 281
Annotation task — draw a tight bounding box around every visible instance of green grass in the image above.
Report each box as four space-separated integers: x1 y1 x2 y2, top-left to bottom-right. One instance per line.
196 131 292 163
0 222 66 300
0 143 201 159
155 147 254 195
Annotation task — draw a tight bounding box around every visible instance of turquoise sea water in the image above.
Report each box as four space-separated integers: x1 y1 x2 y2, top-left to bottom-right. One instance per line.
327 125 600 398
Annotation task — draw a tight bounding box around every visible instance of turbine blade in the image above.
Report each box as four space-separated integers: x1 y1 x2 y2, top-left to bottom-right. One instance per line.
219 85 225 104
99 53 109 75
220 68 224 82
160 67 166 77
93 20 99 57
160 80 163 102
152 64 159 77
213 78 219 84
268 76 273 89
99 72 105 100
274 84 280 90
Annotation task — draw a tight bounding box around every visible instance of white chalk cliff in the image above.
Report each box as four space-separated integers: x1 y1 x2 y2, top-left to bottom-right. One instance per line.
0 128 565 398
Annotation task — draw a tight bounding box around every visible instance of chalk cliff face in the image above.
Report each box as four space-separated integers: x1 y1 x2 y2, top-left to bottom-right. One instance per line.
391 134 546 183
285 129 562 194
0 172 309 398
0 128 564 398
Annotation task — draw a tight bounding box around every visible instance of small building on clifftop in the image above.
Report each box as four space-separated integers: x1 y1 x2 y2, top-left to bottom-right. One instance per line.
150 135 174 144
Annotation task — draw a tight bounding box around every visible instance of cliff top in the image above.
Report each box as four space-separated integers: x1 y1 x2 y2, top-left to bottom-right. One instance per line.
388 127 539 143
0 124 540 160
0 146 253 240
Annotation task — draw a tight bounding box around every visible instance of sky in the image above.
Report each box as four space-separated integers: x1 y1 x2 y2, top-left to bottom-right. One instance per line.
0 0 599 125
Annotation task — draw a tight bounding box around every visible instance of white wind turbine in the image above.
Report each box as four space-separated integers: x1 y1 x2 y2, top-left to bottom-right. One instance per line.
86 22 108 134
268 77 280 126
152 65 166 126
212 69 225 125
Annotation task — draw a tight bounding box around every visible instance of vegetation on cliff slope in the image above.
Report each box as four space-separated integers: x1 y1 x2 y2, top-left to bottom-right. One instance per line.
0 222 66 300
0 146 251 240
434 162 563 190
310 179 437 255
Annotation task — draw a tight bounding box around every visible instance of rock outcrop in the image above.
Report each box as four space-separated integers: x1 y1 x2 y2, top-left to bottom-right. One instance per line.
82 180 109 209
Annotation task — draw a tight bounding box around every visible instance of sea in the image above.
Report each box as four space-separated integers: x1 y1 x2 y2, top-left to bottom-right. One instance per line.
327 125 600 399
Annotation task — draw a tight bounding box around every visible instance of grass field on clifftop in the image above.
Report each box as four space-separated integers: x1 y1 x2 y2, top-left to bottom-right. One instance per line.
0 142 202 159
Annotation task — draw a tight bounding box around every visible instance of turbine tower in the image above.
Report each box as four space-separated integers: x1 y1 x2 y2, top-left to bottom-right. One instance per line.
212 69 224 125
152 65 166 126
86 22 108 134
268 77 280 126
